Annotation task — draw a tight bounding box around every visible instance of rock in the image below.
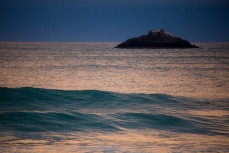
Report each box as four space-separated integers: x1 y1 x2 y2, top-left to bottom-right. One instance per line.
115 29 200 49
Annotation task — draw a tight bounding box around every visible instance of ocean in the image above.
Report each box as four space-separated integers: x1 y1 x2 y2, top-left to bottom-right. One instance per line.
0 42 228 152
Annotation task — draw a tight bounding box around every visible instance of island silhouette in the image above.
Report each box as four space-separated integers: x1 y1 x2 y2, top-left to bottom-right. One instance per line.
116 29 200 49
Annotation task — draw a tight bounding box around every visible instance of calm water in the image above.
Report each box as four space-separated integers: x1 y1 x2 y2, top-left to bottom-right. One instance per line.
0 42 229 152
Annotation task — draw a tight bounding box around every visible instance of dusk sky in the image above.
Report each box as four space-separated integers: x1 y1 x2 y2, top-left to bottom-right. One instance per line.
0 0 229 42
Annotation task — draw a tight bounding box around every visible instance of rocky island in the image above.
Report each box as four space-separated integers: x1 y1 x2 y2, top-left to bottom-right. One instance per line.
116 29 200 49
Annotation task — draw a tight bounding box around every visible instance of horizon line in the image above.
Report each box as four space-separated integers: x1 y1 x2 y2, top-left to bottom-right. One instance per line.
1 41 229 43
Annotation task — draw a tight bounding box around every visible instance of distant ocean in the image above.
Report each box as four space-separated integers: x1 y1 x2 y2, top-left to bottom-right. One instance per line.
0 42 228 152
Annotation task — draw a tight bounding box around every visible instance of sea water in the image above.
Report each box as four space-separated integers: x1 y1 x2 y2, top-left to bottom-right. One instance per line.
0 42 228 152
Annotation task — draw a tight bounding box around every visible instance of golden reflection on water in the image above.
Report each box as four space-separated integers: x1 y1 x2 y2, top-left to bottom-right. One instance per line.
189 110 229 117
0 42 228 99
1 130 229 153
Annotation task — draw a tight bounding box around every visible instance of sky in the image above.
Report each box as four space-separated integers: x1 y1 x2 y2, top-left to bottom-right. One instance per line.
0 0 229 42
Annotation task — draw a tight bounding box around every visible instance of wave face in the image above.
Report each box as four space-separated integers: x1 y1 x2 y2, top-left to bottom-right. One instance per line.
0 87 228 136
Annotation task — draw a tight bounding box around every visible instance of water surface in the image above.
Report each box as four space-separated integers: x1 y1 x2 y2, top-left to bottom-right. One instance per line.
0 42 228 152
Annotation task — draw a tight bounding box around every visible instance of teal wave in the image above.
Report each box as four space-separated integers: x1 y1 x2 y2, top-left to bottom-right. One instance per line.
0 87 228 136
